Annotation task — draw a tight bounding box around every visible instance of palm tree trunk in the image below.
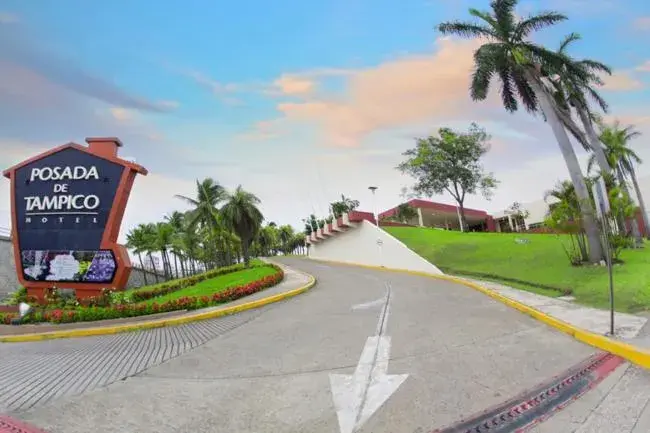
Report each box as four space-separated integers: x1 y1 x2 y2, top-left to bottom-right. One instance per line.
528 72 604 263
615 167 643 246
576 108 611 174
242 241 251 266
172 254 179 279
137 253 148 286
148 253 160 283
630 167 650 240
179 256 186 277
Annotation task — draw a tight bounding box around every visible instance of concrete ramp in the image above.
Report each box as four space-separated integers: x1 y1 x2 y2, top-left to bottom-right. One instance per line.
307 214 443 275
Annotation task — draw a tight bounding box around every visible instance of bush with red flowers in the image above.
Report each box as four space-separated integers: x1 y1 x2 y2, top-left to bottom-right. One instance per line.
0 265 284 325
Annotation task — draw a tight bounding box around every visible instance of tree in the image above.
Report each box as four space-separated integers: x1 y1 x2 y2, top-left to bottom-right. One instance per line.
221 185 264 266
175 178 227 231
397 123 498 231
505 202 530 232
437 0 604 262
125 225 150 285
597 120 649 240
330 194 360 218
395 203 418 224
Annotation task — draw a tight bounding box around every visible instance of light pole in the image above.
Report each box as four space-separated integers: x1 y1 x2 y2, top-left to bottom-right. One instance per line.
368 186 378 225
368 186 383 267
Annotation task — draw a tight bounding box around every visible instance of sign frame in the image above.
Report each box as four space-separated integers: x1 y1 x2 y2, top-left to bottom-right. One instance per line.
3 137 147 302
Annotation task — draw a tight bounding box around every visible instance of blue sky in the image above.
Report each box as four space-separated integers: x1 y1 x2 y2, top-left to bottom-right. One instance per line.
1 0 650 237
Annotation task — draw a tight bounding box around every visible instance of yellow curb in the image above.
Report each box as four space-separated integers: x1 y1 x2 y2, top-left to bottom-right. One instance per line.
310 258 650 370
0 274 316 343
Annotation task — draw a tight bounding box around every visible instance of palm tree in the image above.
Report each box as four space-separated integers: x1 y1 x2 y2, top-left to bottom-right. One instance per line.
175 178 227 230
221 186 264 265
140 223 161 283
544 33 613 176
154 222 174 280
598 121 649 239
165 211 186 278
125 225 149 285
437 0 604 263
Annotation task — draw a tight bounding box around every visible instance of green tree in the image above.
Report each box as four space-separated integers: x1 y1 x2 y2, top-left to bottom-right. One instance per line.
330 194 360 218
397 123 498 231
175 178 227 231
395 203 418 224
221 185 264 266
125 225 150 285
437 0 604 262
596 120 649 240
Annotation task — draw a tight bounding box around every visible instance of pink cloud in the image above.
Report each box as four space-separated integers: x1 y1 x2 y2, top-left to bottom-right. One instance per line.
634 17 650 31
636 61 650 72
600 71 644 91
256 37 493 147
272 75 316 96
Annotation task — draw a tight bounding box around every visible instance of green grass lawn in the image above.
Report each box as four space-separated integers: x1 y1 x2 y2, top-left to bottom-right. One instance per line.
139 265 279 306
385 227 650 313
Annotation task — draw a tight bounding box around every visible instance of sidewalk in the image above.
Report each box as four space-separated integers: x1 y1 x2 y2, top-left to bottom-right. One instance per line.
0 260 313 338
454 275 649 342
455 276 650 433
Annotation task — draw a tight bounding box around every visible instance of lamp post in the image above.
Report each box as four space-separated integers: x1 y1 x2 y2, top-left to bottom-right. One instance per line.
368 186 378 225
368 186 383 267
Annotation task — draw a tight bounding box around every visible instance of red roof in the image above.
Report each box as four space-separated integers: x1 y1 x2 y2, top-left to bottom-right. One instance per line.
379 199 488 219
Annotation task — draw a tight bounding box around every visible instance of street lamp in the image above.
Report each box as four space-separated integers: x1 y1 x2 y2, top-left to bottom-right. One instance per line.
368 186 378 225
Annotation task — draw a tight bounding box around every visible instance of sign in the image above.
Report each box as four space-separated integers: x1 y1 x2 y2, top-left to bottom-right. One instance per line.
3 138 147 301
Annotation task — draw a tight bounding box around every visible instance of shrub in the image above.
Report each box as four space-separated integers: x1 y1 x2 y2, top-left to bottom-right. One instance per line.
0 265 284 325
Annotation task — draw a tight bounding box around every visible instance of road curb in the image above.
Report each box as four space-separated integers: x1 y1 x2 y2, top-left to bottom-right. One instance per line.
0 273 316 343
310 258 650 370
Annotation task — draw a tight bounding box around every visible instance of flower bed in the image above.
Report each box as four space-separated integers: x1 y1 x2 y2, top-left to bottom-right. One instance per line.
1 265 284 325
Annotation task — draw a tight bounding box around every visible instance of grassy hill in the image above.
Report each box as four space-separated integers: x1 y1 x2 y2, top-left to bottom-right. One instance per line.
384 227 650 313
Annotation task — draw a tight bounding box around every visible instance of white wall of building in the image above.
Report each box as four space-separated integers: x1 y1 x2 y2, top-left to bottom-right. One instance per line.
309 220 443 275
492 197 557 230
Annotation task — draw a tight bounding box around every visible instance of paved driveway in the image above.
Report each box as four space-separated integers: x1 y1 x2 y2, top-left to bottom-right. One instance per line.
3 258 600 433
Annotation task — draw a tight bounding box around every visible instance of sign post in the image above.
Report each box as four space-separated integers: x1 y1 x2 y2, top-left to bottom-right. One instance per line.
2 137 147 302
592 177 615 336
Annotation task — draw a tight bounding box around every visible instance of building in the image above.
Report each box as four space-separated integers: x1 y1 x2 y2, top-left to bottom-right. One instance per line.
379 199 496 232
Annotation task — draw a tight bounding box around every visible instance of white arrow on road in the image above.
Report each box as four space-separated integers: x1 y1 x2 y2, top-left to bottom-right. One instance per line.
330 284 408 433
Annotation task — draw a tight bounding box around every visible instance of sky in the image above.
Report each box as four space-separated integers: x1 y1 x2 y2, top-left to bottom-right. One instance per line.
1 0 650 241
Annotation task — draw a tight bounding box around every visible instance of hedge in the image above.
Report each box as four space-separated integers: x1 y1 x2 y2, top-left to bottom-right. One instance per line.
1 265 284 325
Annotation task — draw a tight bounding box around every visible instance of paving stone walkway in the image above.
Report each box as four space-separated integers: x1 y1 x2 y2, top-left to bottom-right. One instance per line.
0 261 311 413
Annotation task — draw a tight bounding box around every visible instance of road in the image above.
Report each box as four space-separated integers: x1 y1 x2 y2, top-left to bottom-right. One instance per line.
0 258 625 433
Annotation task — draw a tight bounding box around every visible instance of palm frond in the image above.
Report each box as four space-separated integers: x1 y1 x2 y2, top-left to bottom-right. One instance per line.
498 69 518 111
174 194 199 206
511 69 538 112
437 21 497 39
584 85 609 112
491 0 517 36
578 59 612 76
468 8 498 28
514 12 568 39
558 32 581 54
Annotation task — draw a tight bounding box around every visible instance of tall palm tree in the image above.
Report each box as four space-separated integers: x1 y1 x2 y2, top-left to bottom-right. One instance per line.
221 186 265 266
125 225 149 285
437 0 604 263
175 178 227 230
598 121 649 239
544 33 613 176
165 211 186 278
140 223 161 283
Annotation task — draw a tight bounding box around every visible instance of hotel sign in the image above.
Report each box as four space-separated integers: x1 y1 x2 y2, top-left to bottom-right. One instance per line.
3 137 147 301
